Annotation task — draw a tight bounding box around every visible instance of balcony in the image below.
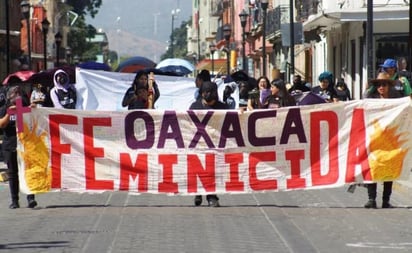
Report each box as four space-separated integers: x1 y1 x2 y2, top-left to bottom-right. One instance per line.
210 0 225 17
296 0 320 22
215 25 224 42
266 6 281 37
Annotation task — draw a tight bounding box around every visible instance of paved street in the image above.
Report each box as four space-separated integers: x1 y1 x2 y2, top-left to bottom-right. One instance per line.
0 173 412 253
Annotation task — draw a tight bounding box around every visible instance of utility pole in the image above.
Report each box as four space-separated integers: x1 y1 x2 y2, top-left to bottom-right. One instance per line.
367 0 373 80
289 0 295 77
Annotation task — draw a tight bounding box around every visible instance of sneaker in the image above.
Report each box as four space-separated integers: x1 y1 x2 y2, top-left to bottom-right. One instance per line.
27 199 38 208
9 202 20 209
207 196 220 207
364 199 377 209
194 195 202 206
382 202 394 208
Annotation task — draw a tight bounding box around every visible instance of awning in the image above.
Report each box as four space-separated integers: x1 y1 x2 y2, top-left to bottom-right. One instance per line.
303 6 409 31
196 59 228 75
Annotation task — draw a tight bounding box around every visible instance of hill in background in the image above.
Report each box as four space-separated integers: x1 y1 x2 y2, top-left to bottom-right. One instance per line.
106 30 166 63
87 0 192 63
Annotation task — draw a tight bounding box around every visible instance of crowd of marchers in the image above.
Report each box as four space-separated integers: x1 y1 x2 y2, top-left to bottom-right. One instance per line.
1 56 411 209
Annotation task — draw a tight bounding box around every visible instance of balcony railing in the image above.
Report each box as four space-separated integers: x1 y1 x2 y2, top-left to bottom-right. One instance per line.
296 0 320 22
215 25 224 42
210 0 225 17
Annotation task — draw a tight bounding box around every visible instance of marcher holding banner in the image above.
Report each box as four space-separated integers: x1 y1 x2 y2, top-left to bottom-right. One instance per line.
262 79 296 108
50 70 77 109
312 71 339 102
379 58 411 97
189 81 228 207
194 69 211 101
122 70 160 109
363 72 402 209
247 76 271 110
0 86 37 209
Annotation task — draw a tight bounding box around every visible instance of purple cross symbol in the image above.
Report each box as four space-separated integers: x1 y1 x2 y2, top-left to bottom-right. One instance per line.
7 97 31 133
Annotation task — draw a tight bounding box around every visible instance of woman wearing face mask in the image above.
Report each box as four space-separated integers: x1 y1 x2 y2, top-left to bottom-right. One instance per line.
189 81 228 207
50 69 77 109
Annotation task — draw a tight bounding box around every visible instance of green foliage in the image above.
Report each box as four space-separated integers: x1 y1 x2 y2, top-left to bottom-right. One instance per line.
65 0 103 18
65 0 102 62
67 17 99 62
107 50 119 69
161 18 190 60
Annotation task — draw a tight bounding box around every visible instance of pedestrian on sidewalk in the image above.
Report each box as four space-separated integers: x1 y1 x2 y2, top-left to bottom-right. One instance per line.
189 81 228 207
363 71 401 209
0 86 37 209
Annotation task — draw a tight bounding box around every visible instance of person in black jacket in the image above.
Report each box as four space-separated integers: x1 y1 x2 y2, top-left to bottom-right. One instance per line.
0 86 37 209
189 81 228 207
363 72 401 209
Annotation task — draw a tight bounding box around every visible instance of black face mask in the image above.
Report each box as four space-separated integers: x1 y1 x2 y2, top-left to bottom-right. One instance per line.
203 91 217 102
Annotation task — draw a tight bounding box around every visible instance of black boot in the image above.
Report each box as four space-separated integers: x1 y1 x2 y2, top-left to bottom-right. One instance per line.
382 182 393 208
8 168 19 209
27 194 37 208
364 199 377 208
9 199 20 209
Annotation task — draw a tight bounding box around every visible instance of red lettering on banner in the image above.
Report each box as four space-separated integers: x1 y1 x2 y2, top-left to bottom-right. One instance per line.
224 153 245 191
158 154 179 193
310 111 339 186
84 118 113 190
249 152 278 190
285 150 306 189
187 154 216 193
49 114 78 188
119 153 148 191
346 109 371 182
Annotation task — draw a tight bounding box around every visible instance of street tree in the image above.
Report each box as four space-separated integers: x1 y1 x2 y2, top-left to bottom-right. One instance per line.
161 18 191 60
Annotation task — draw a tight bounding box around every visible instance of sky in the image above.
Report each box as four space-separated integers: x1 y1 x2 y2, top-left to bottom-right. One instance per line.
86 0 192 44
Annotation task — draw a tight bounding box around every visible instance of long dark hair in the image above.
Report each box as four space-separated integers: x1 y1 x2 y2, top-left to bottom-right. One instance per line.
256 76 271 89
270 79 296 107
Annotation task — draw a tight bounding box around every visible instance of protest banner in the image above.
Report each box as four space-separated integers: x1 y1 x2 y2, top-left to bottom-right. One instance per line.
15 97 412 195
74 68 237 111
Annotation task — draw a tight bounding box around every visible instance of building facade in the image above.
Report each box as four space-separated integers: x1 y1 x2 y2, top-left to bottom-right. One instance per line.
302 0 409 99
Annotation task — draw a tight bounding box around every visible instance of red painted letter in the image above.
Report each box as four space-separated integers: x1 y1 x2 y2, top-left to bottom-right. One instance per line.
187 154 216 193
49 114 78 188
310 111 339 186
158 154 179 193
285 150 306 189
346 109 371 182
249 152 278 191
84 117 113 190
225 153 245 191
119 153 148 192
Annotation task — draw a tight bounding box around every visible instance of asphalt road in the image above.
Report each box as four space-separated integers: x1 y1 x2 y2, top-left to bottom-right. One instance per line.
0 180 412 253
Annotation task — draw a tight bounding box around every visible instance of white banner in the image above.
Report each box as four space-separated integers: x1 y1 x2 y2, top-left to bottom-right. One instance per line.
16 97 412 195
75 68 238 111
